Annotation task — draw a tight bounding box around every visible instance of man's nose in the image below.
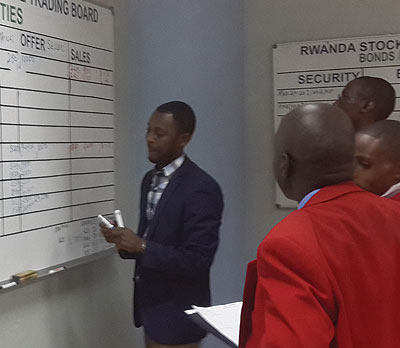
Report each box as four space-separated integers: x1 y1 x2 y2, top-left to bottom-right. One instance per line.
146 132 154 144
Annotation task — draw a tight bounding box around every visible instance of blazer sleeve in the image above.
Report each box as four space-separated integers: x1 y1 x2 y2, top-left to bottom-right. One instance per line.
139 178 223 278
245 217 337 348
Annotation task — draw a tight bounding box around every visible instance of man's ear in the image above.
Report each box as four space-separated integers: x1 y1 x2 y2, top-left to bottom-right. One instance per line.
280 152 293 179
360 100 375 113
179 132 192 148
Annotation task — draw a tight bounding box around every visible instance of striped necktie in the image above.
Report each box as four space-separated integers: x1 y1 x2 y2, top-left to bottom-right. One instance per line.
146 169 164 221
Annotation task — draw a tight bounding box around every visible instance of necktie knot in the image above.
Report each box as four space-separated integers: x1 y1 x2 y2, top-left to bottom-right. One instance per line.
150 170 164 192
153 169 164 177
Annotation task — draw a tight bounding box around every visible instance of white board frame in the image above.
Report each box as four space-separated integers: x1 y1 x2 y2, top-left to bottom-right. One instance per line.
273 33 400 208
0 0 115 285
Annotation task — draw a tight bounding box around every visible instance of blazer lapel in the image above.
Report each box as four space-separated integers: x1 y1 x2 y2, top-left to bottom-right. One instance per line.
137 172 152 237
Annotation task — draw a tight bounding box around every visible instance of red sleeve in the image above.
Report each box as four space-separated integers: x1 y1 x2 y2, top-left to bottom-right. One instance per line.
245 218 337 347
239 260 258 348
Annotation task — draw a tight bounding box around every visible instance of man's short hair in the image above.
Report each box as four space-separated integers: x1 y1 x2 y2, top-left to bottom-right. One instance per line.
355 76 396 120
358 119 400 161
157 101 196 135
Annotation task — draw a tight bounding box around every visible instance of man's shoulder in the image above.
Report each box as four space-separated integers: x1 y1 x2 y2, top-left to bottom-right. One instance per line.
312 186 400 217
265 188 400 246
263 189 366 243
268 210 312 239
181 158 220 186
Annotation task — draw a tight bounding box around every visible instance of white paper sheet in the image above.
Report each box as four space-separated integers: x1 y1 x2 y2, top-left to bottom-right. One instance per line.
185 301 243 346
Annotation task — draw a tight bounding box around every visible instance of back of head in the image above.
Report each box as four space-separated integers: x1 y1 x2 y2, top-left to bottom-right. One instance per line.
355 76 395 120
157 101 196 135
274 103 355 201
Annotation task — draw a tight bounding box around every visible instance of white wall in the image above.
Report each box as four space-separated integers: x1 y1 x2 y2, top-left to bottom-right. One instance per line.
0 0 141 347
0 1 244 348
242 0 400 260
113 1 245 347
1 1 400 347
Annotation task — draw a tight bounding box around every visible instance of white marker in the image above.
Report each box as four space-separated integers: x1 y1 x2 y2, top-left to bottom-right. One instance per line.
1 281 17 289
48 267 65 275
97 214 114 229
114 209 124 227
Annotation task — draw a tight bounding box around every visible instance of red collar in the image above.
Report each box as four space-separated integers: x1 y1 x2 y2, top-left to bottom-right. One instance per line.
304 181 364 208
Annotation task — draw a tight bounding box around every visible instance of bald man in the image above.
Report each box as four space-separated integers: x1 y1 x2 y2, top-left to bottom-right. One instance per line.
335 76 396 130
239 104 400 348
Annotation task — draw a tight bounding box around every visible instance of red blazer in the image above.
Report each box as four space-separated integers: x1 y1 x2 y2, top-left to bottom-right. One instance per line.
240 182 400 348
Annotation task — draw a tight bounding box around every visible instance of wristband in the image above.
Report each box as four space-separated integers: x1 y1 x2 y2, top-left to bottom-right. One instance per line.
140 240 147 253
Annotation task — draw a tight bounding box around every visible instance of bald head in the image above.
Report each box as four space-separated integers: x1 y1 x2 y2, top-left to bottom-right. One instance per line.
335 76 395 130
274 103 355 201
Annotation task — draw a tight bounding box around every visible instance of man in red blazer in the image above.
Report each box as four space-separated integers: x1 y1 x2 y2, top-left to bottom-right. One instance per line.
239 104 400 348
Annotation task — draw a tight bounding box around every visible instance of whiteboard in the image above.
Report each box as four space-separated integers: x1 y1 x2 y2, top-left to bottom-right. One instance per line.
273 34 400 208
0 0 114 283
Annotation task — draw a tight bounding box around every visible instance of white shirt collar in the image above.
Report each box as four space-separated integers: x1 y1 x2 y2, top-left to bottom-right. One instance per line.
160 154 185 177
381 182 400 198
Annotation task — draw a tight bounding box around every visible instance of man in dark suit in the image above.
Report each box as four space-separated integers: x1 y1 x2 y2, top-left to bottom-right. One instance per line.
101 101 223 348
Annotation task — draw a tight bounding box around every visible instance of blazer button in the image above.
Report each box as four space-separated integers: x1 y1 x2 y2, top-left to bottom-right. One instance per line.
135 275 140 282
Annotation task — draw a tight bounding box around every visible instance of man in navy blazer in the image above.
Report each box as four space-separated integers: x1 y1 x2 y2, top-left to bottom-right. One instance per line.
101 101 223 348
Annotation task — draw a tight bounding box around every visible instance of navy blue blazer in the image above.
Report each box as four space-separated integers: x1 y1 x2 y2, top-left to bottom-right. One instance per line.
133 157 223 345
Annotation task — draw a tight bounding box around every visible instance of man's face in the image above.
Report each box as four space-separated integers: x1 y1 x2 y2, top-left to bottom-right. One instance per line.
353 133 399 195
146 111 185 168
334 81 364 130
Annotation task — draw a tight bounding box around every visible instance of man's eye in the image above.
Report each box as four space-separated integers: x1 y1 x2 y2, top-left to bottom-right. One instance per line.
359 160 371 169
